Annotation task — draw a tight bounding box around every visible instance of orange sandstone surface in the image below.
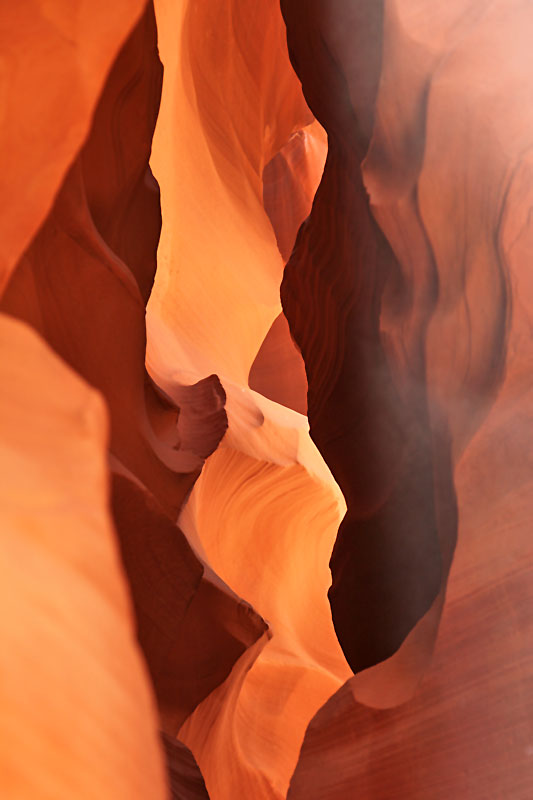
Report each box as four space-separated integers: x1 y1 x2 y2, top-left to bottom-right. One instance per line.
0 1 532 798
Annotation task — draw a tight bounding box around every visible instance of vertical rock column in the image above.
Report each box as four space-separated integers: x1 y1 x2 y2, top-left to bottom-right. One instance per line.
280 0 458 674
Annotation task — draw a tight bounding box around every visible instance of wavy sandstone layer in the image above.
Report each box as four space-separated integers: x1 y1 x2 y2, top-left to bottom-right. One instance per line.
1 0 532 798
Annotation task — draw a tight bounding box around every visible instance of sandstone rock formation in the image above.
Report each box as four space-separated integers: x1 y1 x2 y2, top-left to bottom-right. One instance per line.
1 1 531 798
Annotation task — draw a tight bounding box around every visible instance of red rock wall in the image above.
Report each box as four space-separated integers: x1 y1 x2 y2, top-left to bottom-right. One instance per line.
1 1 532 798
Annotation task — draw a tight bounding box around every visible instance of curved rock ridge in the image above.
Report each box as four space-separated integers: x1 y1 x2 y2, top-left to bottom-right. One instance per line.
0 0 147 292
0 314 167 799
147 324 351 799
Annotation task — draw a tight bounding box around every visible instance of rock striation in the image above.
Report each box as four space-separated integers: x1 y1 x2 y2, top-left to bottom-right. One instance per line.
1 1 532 798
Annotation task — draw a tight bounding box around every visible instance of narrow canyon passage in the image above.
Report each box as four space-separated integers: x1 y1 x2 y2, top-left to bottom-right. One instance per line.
0 2 532 799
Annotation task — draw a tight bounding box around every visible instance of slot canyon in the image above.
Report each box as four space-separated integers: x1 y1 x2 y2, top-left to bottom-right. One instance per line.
0 1 532 798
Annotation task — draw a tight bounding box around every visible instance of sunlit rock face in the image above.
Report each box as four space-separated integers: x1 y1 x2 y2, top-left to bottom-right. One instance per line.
1 1 532 798
0 315 168 799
